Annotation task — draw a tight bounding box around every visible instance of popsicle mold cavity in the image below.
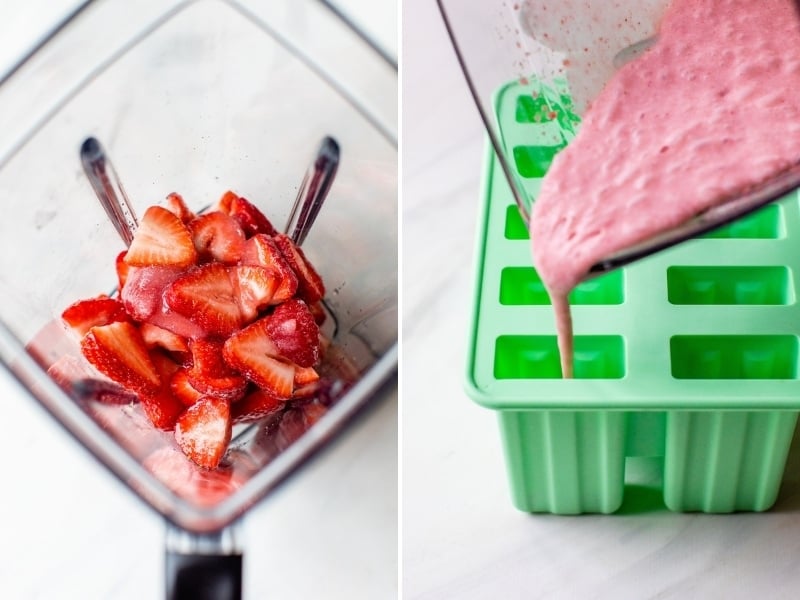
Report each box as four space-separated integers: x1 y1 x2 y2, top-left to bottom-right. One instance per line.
699 204 783 239
500 267 623 306
512 145 566 179
670 335 799 380
494 335 626 380
667 266 792 305
504 205 530 240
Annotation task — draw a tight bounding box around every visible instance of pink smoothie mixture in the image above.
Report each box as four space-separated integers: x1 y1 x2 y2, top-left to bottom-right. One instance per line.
529 0 800 377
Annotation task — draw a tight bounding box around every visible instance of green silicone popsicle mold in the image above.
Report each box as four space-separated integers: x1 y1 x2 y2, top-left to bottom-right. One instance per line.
465 78 800 514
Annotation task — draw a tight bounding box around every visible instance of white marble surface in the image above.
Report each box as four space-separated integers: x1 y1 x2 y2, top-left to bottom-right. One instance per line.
0 1 397 599
402 0 800 598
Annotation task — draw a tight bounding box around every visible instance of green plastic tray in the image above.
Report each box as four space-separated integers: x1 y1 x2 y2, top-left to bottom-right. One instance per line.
465 78 800 514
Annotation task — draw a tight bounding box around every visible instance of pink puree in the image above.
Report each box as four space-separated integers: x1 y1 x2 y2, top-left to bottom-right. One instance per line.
529 0 800 378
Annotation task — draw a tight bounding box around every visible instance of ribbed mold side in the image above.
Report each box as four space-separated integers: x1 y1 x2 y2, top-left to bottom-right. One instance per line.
663 411 798 512
497 410 626 514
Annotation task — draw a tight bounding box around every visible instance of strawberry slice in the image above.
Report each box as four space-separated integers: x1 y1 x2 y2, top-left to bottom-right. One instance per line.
293 382 321 400
165 263 243 337
61 295 128 338
240 234 297 303
265 299 321 368
188 212 246 265
293 366 321 400
294 366 320 386
120 265 184 322
230 265 280 323
222 318 295 398
216 190 238 214
139 322 190 354
187 339 247 401
232 388 285 424
274 233 325 303
163 192 196 224
170 367 205 407
175 396 232 469
140 351 186 430
116 251 130 293
80 321 161 397
147 308 207 341
124 205 197 267
218 191 276 237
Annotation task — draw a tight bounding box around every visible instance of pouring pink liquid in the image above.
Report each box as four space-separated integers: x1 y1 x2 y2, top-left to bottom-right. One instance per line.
529 0 800 377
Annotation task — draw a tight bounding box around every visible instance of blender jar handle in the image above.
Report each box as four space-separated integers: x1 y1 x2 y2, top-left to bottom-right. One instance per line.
165 521 243 600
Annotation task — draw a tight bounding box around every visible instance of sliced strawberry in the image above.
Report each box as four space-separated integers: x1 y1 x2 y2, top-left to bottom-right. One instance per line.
164 263 243 337
116 251 130 293
265 299 321 368
187 339 247 401
147 308 207 341
139 322 190 354
293 382 320 400
163 192 196 224
291 366 320 400
124 205 197 267
240 234 297 303
175 396 232 469
61 295 128 338
232 388 285 424
216 190 238 214
120 265 184 321
230 265 280 323
186 338 226 372
170 367 205 407
140 351 185 430
188 212 246 265
274 233 325 303
222 318 295 398
80 321 160 397
219 192 276 237
294 366 320 386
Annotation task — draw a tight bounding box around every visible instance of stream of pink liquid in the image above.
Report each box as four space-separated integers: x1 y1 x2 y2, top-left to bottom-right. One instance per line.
529 0 800 378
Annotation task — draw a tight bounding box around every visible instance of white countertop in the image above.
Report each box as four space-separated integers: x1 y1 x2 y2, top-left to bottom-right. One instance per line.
402 0 800 598
0 1 397 599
